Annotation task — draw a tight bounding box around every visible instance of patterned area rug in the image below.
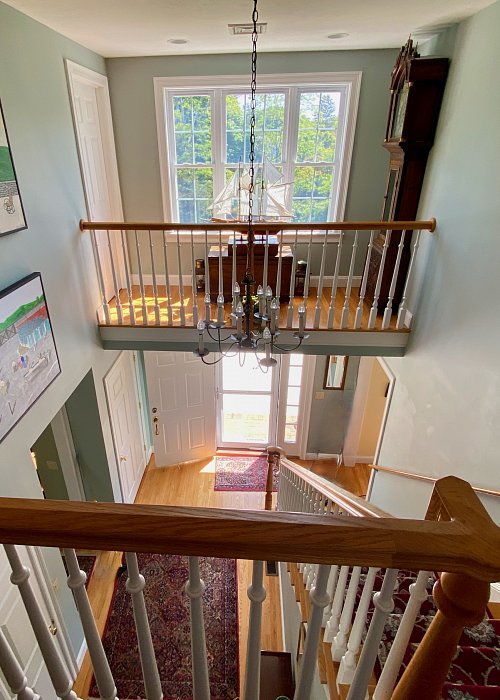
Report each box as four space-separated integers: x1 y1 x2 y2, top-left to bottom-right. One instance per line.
214 454 278 492
90 554 239 699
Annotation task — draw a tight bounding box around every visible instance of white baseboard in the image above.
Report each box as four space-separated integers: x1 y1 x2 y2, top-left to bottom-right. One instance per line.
304 452 339 462
131 273 192 287
131 273 362 291
343 454 374 467
309 275 362 288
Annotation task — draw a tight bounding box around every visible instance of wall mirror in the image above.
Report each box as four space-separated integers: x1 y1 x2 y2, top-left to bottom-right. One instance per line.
324 356 348 390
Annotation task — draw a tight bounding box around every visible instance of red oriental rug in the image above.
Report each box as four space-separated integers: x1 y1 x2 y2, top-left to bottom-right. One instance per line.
214 454 279 492
90 554 239 700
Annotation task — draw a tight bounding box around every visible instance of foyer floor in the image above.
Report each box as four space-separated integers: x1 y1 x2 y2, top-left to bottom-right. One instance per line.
73 454 371 698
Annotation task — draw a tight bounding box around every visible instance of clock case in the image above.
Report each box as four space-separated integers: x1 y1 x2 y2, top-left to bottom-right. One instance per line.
365 40 449 312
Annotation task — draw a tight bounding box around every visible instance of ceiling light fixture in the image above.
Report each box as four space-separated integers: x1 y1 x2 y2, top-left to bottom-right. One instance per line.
327 32 349 40
194 0 307 369
228 22 267 36
167 38 188 45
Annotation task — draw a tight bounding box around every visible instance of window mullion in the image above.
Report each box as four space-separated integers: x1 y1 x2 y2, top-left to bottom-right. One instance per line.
285 87 299 215
212 89 224 210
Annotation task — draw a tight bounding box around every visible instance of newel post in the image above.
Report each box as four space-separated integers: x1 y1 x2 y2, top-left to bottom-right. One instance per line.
265 446 284 511
392 571 490 700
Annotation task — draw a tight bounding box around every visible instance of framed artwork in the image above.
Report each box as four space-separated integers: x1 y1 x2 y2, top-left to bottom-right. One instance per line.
0 273 61 444
0 100 27 236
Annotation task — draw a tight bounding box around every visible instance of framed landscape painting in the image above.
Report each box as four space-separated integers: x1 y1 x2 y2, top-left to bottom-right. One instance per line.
0 273 60 444
0 100 27 236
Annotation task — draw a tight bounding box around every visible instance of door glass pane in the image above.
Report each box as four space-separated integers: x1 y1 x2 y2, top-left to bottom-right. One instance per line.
285 424 297 442
287 386 301 406
221 393 271 444
222 353 272 392
288 366 303 386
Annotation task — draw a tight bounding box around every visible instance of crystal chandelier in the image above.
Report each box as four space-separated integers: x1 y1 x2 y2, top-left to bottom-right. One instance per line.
194 0 308 367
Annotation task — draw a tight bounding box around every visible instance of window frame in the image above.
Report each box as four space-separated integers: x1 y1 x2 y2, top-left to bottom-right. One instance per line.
154 72 362 229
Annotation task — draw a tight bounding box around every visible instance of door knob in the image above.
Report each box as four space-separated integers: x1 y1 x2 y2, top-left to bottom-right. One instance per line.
120 455 127 462
48 620 57 635
152 407 158 413
153 416 159 436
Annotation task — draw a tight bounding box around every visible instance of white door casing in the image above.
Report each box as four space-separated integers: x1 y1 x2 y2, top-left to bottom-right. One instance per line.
65 60 124 302
105 352 147 503
0 546 67 699
144 351 216 467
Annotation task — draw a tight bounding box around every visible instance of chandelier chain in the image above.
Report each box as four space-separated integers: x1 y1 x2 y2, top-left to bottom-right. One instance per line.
248 0 259 234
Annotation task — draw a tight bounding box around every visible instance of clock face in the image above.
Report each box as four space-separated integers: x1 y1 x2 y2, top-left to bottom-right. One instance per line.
392 82 409 139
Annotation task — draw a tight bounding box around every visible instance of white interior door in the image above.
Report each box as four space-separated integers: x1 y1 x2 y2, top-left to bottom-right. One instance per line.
66 60 124 302
216 353 280 449
144 352 216 467
105 352 147 503
0 547 62 698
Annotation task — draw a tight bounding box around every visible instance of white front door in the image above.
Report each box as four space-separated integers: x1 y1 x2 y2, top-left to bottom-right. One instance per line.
0 547 61 698
144 352 216 467
66 61 123 302
105 352 147 503
216 353 280 449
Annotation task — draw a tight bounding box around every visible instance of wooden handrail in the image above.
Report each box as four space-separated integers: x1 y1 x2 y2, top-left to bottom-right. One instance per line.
280 456 390 518
0 476 498 581
371 464 500 498
79 218 436 233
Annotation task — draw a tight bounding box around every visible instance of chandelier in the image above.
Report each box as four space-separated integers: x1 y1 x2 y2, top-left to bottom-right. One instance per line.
194 0 308 367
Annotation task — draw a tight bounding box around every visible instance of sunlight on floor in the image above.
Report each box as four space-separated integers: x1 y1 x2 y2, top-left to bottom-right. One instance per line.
200 457 216 473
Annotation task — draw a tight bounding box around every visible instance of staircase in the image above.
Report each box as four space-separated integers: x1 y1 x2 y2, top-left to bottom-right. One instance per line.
0 453 498 700
290 564 500 699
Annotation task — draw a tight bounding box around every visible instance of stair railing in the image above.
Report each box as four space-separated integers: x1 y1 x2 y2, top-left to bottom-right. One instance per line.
271 451 500 700
79 218 436 335
0 469 498 700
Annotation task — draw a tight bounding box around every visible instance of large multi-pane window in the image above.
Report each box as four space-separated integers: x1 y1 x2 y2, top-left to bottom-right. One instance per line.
158 74 360 224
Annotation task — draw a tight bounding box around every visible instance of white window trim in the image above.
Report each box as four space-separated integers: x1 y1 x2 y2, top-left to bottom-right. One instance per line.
154 72 362 225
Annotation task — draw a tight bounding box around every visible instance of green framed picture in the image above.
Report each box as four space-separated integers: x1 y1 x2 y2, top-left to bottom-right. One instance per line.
0 99 27 236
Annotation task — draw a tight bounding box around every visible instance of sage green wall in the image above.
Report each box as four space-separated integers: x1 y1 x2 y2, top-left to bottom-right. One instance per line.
106 50 397 277
371 2 500 513
0 0 121 658
307 356 360 455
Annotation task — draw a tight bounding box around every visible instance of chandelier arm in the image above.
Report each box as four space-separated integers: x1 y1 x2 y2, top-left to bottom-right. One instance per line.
272 338 304 353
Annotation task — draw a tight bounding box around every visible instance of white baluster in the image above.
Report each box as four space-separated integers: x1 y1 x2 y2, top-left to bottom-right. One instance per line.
276 232 284 304
124 553 162 700
0 625 40 700
327 232 344 328
287 229 299 327
294 564 331 700
63 549 117 700
120 228 135 324
106 229 123 324
346 568 399 700
4 545 79 700
162 230 173 326
134 229 148 324
204 228 210 304
190 228 199 326
396 230 422 329
243 560 266 700
382 230 406 329
323 565 339 625
373 570 431 700
340 231 359 329
337 567 379 686
354 230 375 329
148 230 161 324
301 228 313 329
231 234 237 313
332 566 362 661
262 229 269 294
368 231 391 329
314 228 329 328
91 228 110 324
176 229 186 325
218 228 223 302
185 556 210 700
324 565 349 642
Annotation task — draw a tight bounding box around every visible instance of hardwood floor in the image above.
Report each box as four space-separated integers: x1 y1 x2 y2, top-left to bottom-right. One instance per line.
104 285 406 332
294 458 371 498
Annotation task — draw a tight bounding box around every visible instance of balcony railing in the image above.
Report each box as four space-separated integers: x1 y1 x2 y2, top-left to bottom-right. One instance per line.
79 219 435 353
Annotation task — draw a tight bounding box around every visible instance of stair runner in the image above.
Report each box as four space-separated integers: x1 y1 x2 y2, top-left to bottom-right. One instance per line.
355 569 500 699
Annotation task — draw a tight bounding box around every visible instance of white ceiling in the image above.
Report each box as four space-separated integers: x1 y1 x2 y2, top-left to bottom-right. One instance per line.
3 0 496 57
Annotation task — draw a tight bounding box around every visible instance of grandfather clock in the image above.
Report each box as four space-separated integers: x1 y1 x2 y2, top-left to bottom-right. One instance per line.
366 39 449 310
